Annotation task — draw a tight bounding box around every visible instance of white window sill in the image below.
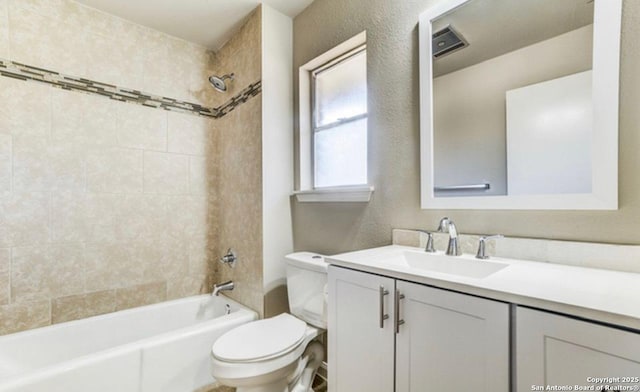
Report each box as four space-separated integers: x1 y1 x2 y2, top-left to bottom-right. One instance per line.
293 186 374 203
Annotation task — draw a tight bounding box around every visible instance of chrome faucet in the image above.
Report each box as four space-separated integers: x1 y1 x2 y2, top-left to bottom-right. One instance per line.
436 217 461 256
475 235 504 259
414 230 436 253
212 281 234 296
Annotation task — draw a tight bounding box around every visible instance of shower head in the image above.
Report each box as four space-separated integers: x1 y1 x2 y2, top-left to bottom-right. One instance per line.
208 73 234 92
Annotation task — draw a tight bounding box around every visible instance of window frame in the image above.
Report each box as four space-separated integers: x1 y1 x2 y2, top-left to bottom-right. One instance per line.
294 31 373 202
310 44 368 189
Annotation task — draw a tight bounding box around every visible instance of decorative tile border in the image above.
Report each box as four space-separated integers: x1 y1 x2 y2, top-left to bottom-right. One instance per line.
0 57 261 119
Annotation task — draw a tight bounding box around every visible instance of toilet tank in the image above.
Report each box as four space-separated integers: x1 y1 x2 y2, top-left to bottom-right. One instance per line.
285 252 328 329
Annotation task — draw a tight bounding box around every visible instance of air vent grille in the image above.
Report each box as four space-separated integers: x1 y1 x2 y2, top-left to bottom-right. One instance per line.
432 25 468 59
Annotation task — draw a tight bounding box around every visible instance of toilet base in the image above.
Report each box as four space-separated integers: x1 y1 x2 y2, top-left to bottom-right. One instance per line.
236 378 289 392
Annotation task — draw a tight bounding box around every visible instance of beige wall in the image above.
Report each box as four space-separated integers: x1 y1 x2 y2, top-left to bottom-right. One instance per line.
213 9 265 316
433 25 593 196
292 0 640 254
0 0 221 335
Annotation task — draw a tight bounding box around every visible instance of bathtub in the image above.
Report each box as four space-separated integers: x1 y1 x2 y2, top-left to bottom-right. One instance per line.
0 294 256 392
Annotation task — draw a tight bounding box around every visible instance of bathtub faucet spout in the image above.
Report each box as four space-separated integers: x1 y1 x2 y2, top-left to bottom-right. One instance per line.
212 281 234 296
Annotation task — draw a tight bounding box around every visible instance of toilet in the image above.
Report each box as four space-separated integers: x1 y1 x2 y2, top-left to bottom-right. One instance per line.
210 252 327 392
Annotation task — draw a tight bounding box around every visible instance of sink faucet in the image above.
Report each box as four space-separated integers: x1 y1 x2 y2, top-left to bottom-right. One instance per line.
437 217 461 256
212 280 234 296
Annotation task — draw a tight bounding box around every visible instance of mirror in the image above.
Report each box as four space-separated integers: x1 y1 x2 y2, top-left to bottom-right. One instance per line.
419 0 621 210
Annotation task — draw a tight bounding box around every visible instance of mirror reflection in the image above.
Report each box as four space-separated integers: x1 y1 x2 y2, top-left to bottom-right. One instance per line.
432 0 594 198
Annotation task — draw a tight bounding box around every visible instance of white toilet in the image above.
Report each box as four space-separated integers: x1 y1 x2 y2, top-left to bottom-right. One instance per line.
210 252 327 392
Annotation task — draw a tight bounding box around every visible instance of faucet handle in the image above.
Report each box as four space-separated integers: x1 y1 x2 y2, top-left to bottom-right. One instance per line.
415 230 436 253
219 248 237 268
476 235 504 260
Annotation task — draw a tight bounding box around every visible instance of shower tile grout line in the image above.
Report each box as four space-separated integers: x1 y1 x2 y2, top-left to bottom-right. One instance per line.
0 57 261 121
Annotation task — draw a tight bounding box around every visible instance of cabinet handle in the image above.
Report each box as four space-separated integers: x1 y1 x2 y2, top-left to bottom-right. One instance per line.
395 290 405 334
379 285 389 328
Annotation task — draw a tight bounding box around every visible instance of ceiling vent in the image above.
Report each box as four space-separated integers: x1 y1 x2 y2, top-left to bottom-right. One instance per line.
432 25 468 59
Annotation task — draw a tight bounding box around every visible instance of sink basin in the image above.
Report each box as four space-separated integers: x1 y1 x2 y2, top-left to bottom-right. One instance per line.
402 251 508 279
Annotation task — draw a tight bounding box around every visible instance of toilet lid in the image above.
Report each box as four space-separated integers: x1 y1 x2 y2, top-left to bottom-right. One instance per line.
212 314 307 363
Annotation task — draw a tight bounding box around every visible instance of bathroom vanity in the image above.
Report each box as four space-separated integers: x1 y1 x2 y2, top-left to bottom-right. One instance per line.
326 246 640 392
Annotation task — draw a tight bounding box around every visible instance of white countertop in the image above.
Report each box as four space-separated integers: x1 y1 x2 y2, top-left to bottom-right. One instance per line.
326 245 640 331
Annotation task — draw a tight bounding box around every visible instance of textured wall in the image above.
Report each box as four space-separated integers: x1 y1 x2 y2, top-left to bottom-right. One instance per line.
0 0 220 335
213 9 265 316
292 0 640 255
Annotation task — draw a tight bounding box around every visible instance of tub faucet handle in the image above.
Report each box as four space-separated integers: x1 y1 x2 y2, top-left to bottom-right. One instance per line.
219 248 236 268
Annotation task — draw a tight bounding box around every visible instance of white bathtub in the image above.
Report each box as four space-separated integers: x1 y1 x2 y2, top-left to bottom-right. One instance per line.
0 294 256 392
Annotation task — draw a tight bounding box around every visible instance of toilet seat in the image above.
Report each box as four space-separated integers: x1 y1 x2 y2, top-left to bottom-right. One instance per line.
212 314 307 363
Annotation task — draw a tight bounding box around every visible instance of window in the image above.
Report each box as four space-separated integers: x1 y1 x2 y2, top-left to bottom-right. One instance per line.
311 46 367 188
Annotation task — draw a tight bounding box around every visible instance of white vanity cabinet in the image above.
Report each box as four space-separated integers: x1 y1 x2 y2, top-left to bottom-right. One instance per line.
328 266 510 392
327 266 396 392
516 307 640 392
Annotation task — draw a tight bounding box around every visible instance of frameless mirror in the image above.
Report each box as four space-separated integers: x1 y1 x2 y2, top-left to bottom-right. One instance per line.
419 0 622 210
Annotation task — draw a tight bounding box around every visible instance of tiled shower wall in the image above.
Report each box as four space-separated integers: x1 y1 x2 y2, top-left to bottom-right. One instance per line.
214 9 265 316
0 0 224 335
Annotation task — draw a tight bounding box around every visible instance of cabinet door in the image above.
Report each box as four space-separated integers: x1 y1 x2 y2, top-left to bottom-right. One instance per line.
516 307 640 392
395 281 510 392
328 266 395 392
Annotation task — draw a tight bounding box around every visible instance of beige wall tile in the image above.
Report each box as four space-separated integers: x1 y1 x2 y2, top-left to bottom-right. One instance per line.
143 152 189 195
51 192 118 243
138 33 212 105
116 195 167 243
217 190 263 315
87 148 143 193
0 192 49 247
11 243 84 303
85 30 145 91
215 95 264 315
167 275 212 300
0 248 9 305
167 196 213 240
10 0 83 25
218 102 262 194
52 290 115 324
115 281 166 311
167 112 215 156
0 0 8 58
208 7 262 107
0 300 50 335
188 236 215 276
12 136 85 192
9 5 87 77
0 134 11 194
116 103 167 151
84 243 143 292
0 0 263 334
7 0 215 105
51 89 118 149
133 240 189 283
0 78 51 138
189 156 215 196
140 31 175 99
181 46 216 106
